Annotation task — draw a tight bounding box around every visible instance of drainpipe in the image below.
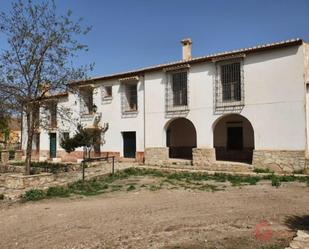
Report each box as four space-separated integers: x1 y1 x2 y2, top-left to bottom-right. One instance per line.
142 74 146 162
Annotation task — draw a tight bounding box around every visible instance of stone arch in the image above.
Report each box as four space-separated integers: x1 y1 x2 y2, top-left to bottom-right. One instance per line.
165 118 197 160
213 114 254 163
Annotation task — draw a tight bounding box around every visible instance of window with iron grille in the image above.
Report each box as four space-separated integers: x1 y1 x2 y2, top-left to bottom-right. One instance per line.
50 102 57 128
166 70 189 113
214 59 244 113
101 85 112 100
122 83 138 113
172 72 187 106
221 62 241 101
80 88 94 115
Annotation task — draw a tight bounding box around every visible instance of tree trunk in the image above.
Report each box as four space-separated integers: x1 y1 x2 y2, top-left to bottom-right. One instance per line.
25 111 34 175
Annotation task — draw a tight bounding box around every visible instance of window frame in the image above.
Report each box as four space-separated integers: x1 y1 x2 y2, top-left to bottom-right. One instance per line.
165 69 189 114
122 82 138 114
214 58 244 113
101 85 113 101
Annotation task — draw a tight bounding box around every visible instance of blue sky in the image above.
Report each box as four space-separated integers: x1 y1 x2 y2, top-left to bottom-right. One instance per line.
0 0 309 77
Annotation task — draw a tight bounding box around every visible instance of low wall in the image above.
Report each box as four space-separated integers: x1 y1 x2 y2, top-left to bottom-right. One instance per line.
253 150 306 173
192 148 215 167
144 147 169 166
5 173 55 190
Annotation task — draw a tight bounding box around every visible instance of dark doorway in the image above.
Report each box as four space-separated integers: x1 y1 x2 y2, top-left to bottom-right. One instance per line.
93 129 101 157
49 133 57 158
123 132 136 158
227 127 243 150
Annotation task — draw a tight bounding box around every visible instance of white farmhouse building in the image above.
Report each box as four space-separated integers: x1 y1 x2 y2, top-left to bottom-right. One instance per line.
22 38 309 172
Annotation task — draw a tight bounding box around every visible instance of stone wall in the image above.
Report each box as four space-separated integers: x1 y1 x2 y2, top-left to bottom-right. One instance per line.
144 147 169 166
5 173 55 190
192 148 215 167
253 150 306 173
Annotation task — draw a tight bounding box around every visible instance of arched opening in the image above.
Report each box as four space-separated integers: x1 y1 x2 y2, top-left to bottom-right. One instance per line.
213 114 254 164
165 118 197 160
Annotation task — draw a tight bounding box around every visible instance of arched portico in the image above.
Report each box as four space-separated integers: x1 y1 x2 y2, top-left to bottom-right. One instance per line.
213 114 254 163
165 118 197 159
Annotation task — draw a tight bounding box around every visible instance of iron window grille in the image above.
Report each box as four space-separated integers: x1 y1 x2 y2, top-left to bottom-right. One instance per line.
121 82 138 114
214 59 244 114
49 102 57 128
165 70 189 114
80 88 94 115
101 85 113 102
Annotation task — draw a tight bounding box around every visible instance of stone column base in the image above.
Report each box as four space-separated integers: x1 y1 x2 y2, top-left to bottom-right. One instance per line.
15 150 24 161
144 147 169 166
1 151 9 164
253 150 305 173
192 148 216 168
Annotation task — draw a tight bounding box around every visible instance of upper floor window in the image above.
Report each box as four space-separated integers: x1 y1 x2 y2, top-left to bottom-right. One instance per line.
172 71 188 106
122 83 138 113
221 62 241 102
214 59 244 113
50 102 57 128
102 85 112 100
165 69 189 114
80 87 94 115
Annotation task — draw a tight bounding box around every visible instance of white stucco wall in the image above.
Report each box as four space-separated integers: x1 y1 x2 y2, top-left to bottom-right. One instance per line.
145 45 306 151
22 43 307 158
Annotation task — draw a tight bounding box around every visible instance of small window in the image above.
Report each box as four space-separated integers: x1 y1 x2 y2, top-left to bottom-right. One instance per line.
221 62 241 102
102 85 112 99
172 71 187 106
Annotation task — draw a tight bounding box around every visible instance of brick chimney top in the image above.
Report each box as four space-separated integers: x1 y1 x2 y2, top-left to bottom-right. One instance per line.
181 38 192 60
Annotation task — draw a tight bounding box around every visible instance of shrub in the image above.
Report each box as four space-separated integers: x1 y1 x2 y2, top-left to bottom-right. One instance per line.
126 185 136 191
271 176 281 188
0 193 4 200
23 189 46 201
46 186 70 198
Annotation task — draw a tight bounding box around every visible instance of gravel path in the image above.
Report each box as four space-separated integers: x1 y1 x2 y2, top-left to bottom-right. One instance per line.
0 181 308 249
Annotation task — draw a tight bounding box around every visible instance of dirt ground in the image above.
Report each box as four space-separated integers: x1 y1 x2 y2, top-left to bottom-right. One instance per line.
0 180 308 249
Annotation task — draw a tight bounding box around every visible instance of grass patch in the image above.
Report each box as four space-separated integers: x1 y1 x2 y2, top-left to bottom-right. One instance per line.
260 245 282 249
46 186 70 198
149 185 161 191
21 167 309 202
23 189 46 201
253 168 274 174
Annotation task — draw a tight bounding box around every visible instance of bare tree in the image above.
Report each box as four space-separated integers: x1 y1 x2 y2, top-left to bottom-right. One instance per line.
0 0 92 174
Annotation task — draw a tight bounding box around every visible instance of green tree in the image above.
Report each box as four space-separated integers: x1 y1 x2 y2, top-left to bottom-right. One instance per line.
60 124 102 159
0 0 92 174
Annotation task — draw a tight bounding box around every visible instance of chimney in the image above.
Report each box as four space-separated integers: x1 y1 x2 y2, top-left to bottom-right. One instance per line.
181 38 192 60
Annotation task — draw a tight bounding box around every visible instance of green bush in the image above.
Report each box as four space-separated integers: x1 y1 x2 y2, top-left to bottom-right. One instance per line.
23 189 46 201
271 176 281 188
46 186 70 198
126 185 136 191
